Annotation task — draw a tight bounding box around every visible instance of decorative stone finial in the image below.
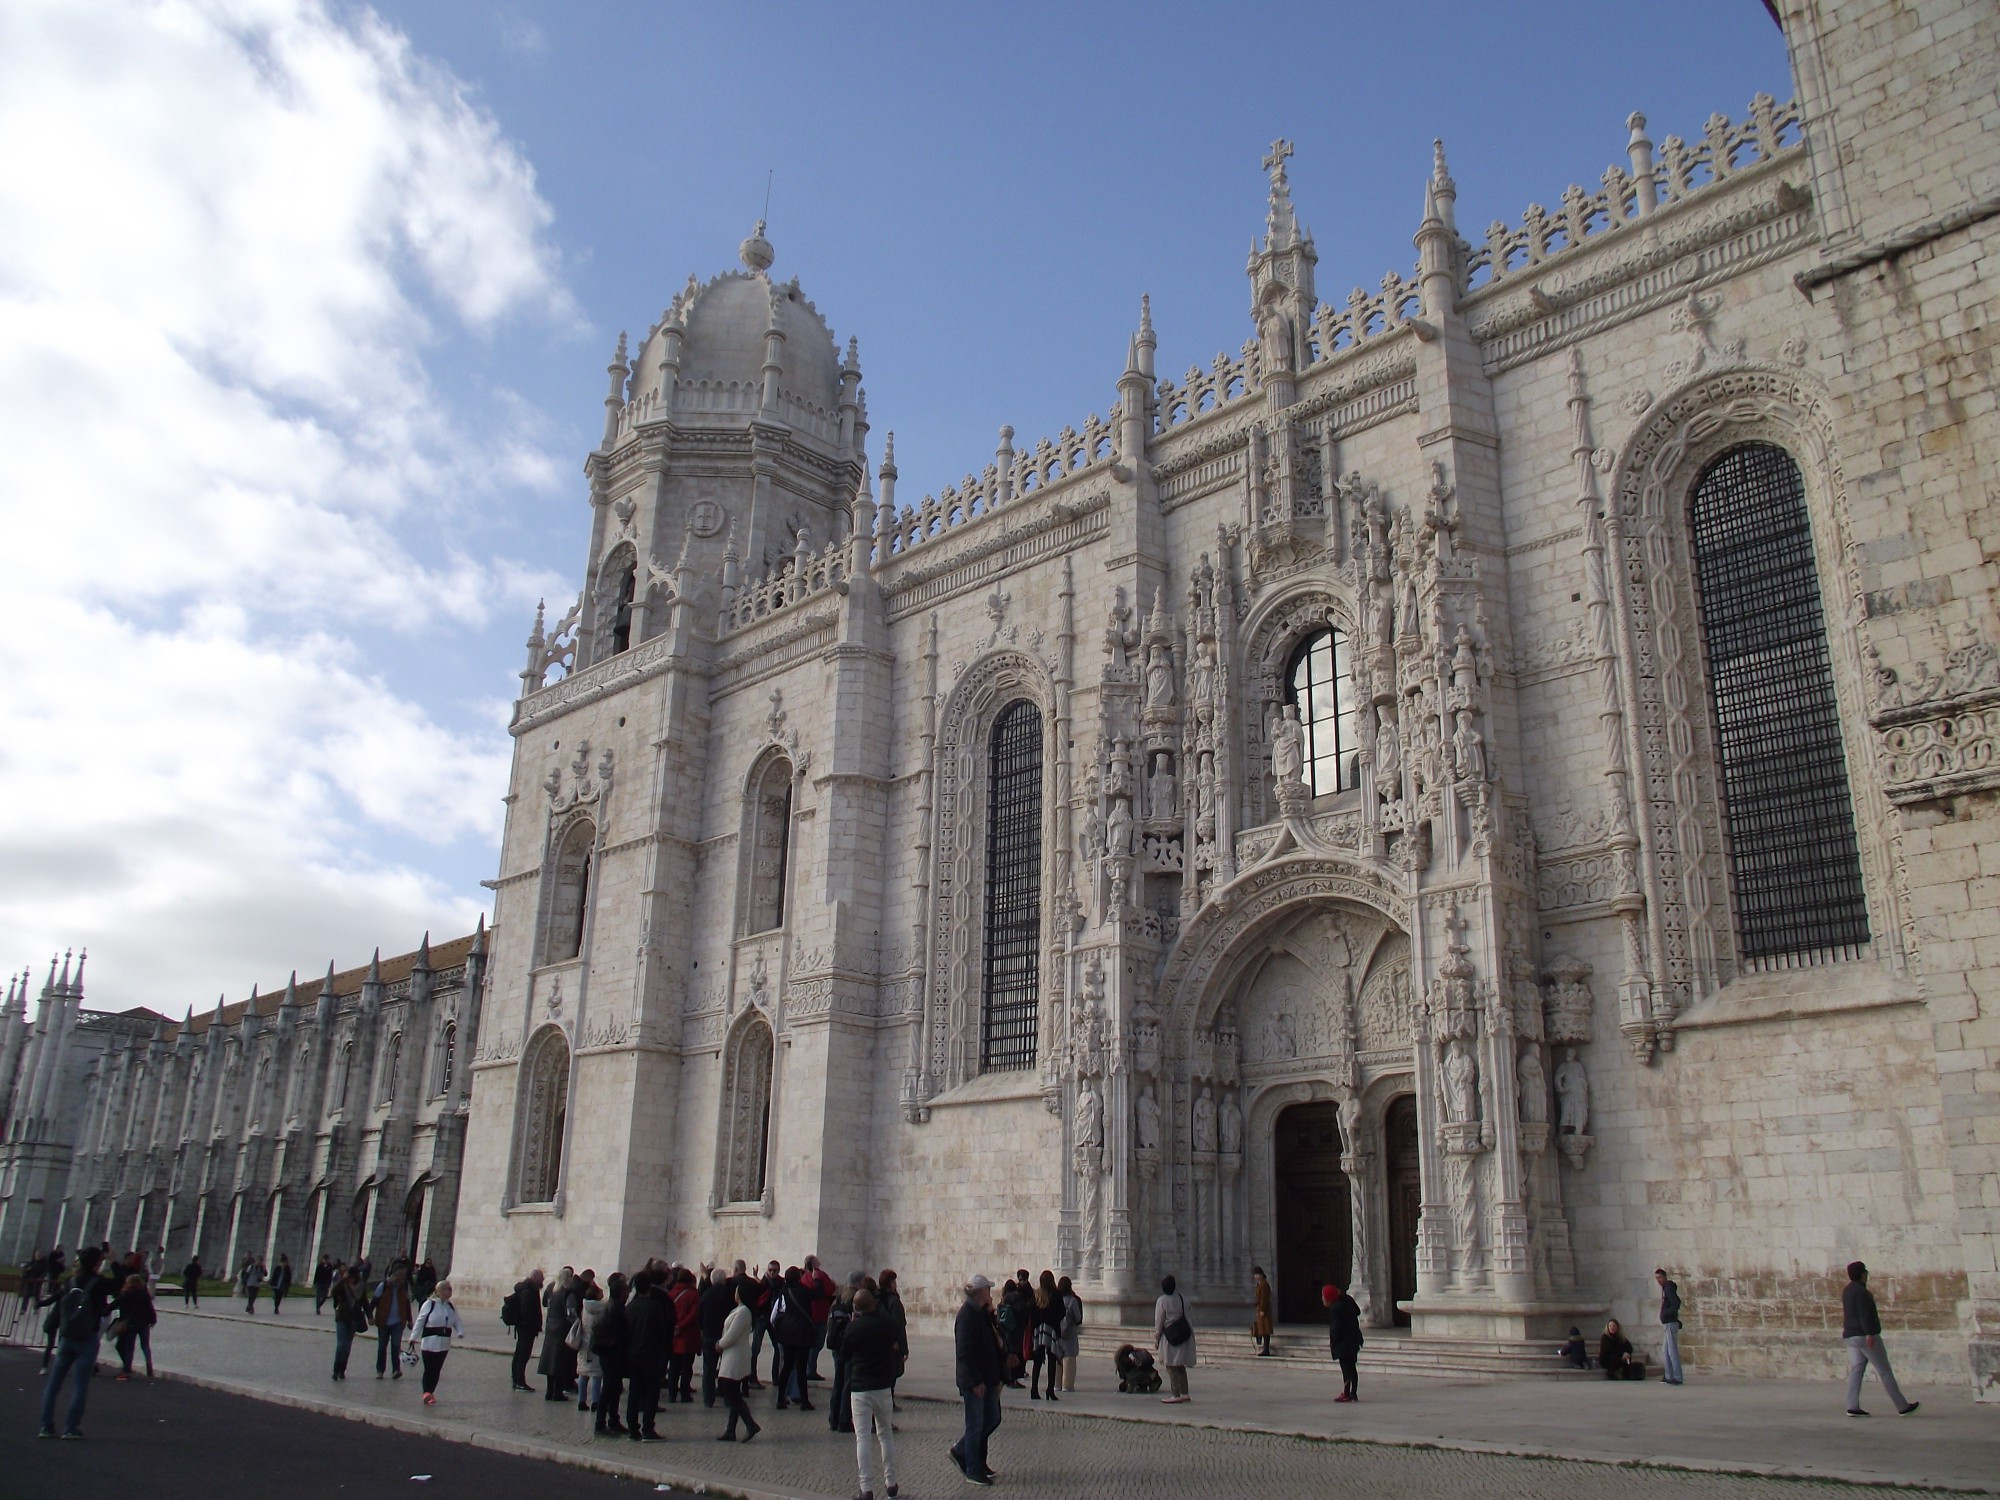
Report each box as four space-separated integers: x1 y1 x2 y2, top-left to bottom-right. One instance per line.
1262 138 1299 250
739 219 775 273
1139 293 1154 341
1432 138 1454 195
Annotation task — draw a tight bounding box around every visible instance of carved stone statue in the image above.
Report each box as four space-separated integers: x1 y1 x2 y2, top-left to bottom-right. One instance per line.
1375 717 1402 783
1074 1078 1103 1150
1271 703 1306 788
1145 641 1176 711
1338 1091 1362 1152
1190 639 1217 713
1443 1038 1479 1124
1192 1087 1218 1153
1262 1009 1297 1060
1147 755 1177 822
1555 1047 1590 1135
1219 1090 1242 1154
1080 800 1106 861
1135 1084 1161 1151
1517 1046 1548 1125
1105 795 1134 859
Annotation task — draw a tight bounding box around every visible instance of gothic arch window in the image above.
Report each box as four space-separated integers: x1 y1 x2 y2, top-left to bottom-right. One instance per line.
287 1044 311 1122
543 818 595 964
335 1041 355 1111
379 1033 401 1105
719 1014 775 1204
981 698 1044 1072
1688 442 1869 963
598 544 638 657
433 1022 456 1097
739 754 795 935
515 1026 570 1204
1284 628 1359 796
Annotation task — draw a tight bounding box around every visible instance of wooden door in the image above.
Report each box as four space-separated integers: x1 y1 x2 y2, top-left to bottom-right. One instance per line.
1273 1101 1350 1323
1384 1094 1420 1326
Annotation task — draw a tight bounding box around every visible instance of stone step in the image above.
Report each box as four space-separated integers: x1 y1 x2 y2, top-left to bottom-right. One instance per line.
1074 1324 1595 1380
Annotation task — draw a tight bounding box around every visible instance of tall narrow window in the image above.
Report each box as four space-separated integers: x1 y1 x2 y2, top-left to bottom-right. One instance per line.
1689 443 1869 963
435 1022 456 1098
609 560 637 654
335 1042 354 1111
982 699 1043 1072
745 757 794 934
379 1034 401 1105
517 1027 570 1203
721 1016 775 1203
544 820 594 963
1285 629 1359 795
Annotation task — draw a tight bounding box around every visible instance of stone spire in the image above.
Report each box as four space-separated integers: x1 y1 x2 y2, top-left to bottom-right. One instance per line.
1262 137 1300 250
602 331 629 448
316 959 339 1028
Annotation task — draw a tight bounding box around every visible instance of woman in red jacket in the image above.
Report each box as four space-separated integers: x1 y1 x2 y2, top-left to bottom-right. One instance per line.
668 1268 701 1403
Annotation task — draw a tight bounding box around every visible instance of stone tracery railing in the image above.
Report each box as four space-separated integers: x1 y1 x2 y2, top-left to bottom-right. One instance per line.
876 408 1117 559
722 536 852 634
1465 94 1803 292
1307 269 1423 363
1157 345 1260 429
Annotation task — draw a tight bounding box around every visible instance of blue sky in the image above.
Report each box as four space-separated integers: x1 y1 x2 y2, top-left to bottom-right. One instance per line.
0 1 1792 1010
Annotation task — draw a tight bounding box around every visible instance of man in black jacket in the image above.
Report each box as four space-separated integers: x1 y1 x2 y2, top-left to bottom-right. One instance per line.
948 1275 1003 1487
507 1268 545 1391
845 1289 907 1500
37 1246 119 1438
624 1271 671 1440
1655 1268 1684 1384
699 1268 733 1408
1841 1261 1918 1416
753 1259 783 1388
1323 1282 1364 1403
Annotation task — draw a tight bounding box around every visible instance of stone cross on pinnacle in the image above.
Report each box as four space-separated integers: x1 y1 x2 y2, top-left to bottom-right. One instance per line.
1263 138 1294 177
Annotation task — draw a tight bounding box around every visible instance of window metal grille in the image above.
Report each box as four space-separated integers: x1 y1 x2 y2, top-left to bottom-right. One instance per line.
982 700 1043 1071
1286 629 1359 795
1688 443 1869 964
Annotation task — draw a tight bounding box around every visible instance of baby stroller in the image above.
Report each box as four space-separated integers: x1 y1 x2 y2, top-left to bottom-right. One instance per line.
1114 1343 1162 1394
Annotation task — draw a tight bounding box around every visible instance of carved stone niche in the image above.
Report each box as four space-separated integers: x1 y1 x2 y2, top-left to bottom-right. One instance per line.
1542 955 1594 1046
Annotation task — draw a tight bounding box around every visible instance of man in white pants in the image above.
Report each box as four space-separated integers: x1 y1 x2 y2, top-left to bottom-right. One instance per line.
842 1288 907 1500
1654 1268 1684 1385
1842 1261 1919 1417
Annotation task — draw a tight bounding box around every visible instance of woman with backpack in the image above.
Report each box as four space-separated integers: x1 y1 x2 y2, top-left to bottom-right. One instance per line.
111 1272 158 1380
1153 1273 1196 1404
329 1265 370 1380
411 1279 465 1405
769 1266 815 1411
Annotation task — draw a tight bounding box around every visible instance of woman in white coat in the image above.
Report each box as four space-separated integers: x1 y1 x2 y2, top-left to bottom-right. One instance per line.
714 1280 761 1442
412 1279 466 1406
1153 1273 1196 1404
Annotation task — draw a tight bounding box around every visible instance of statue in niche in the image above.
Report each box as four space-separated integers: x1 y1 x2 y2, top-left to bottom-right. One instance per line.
1517 1047 1549 1125
1271 703 1306 789
1442 1038 1479 1125
1338 1092 1362 1153
1375 717 1402 784
1145 640 1176 711
1147 754 1177 822
1192 1087 1218 1153
1261 1008 1297 1061
1555 1047 1590 1135
1453 711 1486 784
1135 1085 1161 1151
1074 1078 1103 1150
1190 639 1217 717
1106 795 1134 859
1079 799 1105 862
1219 1091 1242 1155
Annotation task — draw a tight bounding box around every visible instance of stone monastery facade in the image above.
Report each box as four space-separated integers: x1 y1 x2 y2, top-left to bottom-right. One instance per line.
454 0 2000 1392
0 935 487 1276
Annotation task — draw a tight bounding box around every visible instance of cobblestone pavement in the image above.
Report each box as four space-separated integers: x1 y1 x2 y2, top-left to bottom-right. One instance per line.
33 1306 1991 1500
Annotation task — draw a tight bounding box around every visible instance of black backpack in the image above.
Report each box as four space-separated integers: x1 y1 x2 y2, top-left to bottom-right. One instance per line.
59 1275 101 1341
501 1288 519 1328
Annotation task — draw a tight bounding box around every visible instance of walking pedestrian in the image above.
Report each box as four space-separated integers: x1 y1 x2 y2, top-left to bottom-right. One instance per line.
147 1245 166 1292
827 1273 866 1432
948 1274 1003 1487
330 1265 369 1379
752 1258 782 1388
1251 1266 1274 1356
505 1267 545 1391
412 1257 439 1304
1655 1268 1684 1385
714 1277 762 1443
1055 1275 1082 1392
270 1254 293 1314
1154 1273 1196 1404
111 1272 157 1380
37 1246 117 1439
625 1270 670 1440
312 1254 334 1315
241 1256 263 1313
1323 1281 1363 1402
845 1287 904 1500
18 1250 47 1328
879 1268 910 1407
1029 1270 1063 1400
411 1279 464 1405
180 1255 202 1307
539 1266 580 1402
373 1264 412 1380
592 1273 631 1436
1842 1261 1919 1417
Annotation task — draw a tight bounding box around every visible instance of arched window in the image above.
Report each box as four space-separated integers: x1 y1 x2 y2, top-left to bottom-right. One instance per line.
605 554 637 655
720 1015 775 1203
516 1027 570 1204
1688 442 1869 963
981 699 1043 1072
544 819 594 964
379 1033 401 1105
287 1044 311 1122
434 1022 456 1098
335 1041 355 1110
1284 628 1359 796
744 756 794 934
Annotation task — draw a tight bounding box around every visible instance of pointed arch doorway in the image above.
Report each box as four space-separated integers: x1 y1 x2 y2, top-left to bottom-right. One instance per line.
1384 1094 1420 1327
1273 1100 1350 1323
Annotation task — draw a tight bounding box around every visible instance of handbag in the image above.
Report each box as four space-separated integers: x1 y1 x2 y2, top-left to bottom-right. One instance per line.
565 1317 585 1352
1162 1296 1193 1346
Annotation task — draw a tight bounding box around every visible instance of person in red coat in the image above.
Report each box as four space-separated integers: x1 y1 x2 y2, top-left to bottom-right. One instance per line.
668 1268 701 1403
802 1254 837 1382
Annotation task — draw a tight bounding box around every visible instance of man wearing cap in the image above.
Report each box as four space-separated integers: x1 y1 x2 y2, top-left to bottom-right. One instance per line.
949 1275 1004 1486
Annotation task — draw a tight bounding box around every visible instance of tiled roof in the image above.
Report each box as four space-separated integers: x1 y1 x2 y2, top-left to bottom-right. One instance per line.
167 928 488 1040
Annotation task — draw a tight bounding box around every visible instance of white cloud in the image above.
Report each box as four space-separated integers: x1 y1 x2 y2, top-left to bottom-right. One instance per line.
0 0 575 1008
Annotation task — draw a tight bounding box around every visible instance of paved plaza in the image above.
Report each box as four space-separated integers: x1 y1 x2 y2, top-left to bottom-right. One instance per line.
12 1304 1987 1499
